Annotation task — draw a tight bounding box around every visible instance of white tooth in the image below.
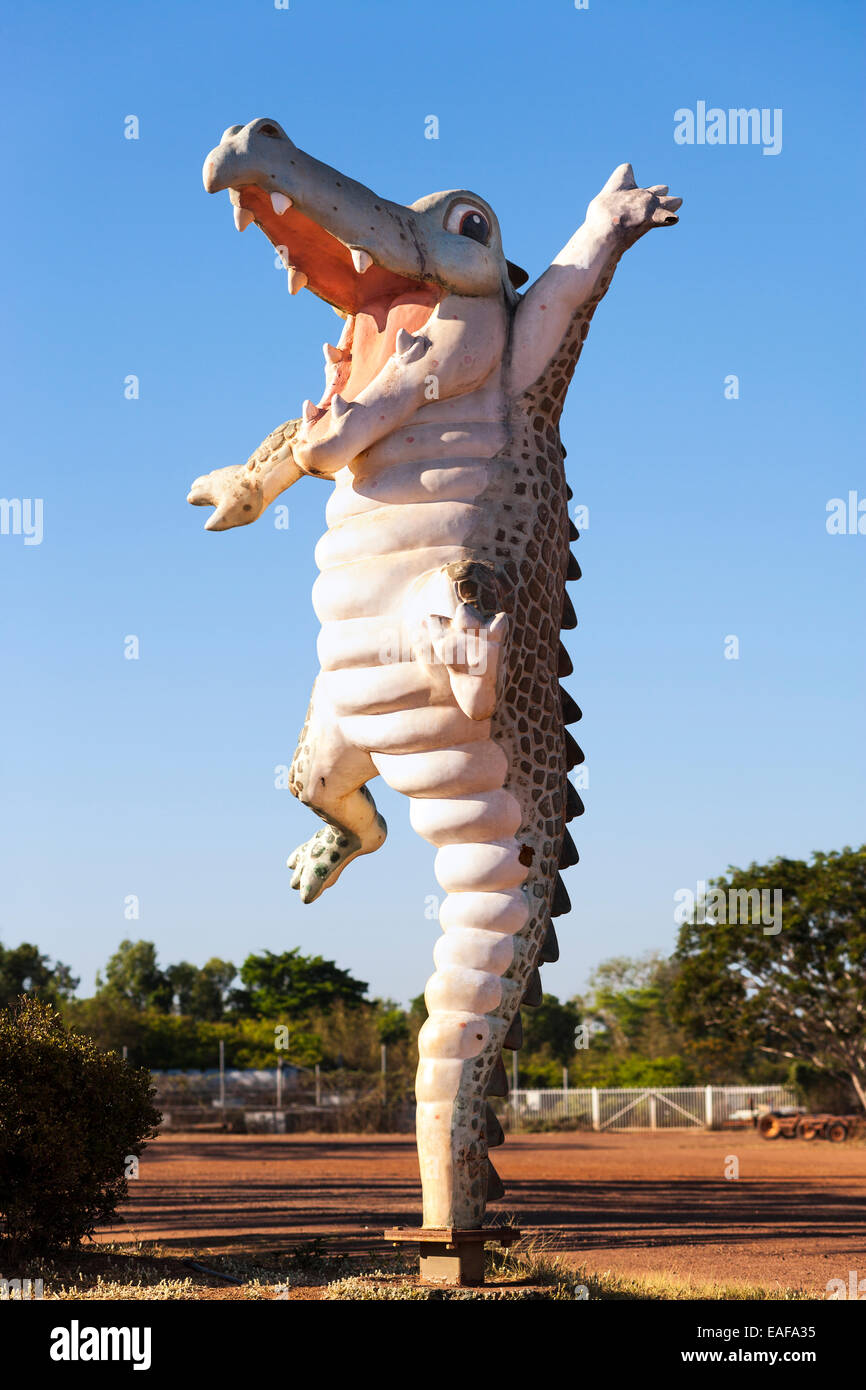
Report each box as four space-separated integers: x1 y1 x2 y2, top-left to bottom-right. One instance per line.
270 192 293 214
350 247 372 273
323 343 348 365
234 206 254 232
287 267 308 295
394 333 429 364
331 394 351 419
332 305 347 319
395 328 416 355
302 399 318 423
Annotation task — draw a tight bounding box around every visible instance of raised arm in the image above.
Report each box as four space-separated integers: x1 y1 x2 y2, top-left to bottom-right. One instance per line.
509 163 681 395
188 417 304 531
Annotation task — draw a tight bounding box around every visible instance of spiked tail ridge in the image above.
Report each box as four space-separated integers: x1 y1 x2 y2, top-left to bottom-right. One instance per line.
482 512 585 1213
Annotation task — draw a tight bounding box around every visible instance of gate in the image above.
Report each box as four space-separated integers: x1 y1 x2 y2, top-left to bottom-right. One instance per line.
504 1084 798 1131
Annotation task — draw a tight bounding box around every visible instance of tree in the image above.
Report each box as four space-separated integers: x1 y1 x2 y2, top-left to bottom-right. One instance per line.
235 949 368 1018
584 953 684 1058
96 940 172 1011
672 847 866 1111
0 942 78 1009
164 961 198 1015
521 993 581 1067
166 958 237 1021
376 1003 410 1047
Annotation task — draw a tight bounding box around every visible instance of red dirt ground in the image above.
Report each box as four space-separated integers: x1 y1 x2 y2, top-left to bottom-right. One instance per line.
95 1130 866 1295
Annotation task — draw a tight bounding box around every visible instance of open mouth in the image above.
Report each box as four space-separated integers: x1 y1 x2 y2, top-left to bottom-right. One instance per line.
230 184 440 423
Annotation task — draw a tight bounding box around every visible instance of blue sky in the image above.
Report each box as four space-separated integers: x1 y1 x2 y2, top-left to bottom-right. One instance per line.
1 0 863 1008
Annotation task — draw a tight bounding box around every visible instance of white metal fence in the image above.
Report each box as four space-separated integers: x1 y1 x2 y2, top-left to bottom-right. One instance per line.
503 1085 798 1131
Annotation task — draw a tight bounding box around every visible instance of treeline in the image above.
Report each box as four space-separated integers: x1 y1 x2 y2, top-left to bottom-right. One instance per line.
0 938 797 1086
0 941 420 1072
1 846 863 1107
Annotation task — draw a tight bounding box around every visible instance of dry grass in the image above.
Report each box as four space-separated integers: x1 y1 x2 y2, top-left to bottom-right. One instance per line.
0 1235 811 1301
326 1239 811 1302
0 1237 356 1300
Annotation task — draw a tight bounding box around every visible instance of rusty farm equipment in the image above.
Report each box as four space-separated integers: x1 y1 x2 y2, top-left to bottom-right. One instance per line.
758 1110 858 1142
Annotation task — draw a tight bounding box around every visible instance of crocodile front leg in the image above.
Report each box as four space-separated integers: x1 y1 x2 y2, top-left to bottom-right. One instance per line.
293 297 507 478
409 560 509 722
188 417 303 530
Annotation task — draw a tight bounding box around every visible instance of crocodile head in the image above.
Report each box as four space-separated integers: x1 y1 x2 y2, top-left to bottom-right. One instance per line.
202 118 521 454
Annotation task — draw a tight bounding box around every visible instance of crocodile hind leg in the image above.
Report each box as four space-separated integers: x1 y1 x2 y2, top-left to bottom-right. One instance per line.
287 686 386 903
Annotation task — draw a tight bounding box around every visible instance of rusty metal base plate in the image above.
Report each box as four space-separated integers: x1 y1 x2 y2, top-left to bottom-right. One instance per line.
384 1226 521 1288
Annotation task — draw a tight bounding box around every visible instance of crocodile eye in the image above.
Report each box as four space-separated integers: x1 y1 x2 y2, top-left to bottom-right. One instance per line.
444 202 491 244
458 210 489 242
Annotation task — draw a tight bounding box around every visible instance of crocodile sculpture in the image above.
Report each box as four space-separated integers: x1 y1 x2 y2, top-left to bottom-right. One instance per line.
190 117 681 1231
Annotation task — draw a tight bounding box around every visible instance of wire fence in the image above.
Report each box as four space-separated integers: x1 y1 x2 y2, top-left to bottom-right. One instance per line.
152 1066 416 1133
151 1072 798 1134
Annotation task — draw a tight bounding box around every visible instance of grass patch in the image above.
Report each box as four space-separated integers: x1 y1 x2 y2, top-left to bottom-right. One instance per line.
326 1243 812 1302
0 1237 362 1300
1 1236 812 1301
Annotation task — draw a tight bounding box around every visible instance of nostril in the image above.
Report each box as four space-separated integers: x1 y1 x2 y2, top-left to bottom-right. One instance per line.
259 123 284 139
221 125 243 142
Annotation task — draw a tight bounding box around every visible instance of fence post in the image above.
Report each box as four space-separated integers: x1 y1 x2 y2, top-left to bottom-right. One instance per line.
705 1084 714 1129
510 1052 520 1131
276 1056 283 1111
591 1087 600 1131
219 1039 225 1117
649 1093 657 1130
315 1062 321 1107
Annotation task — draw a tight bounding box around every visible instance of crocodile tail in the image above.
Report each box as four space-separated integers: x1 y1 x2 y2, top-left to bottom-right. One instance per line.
393 740 529 1228
501 519 585 1163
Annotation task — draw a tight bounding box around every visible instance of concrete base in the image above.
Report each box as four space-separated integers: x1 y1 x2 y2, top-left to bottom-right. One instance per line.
384 1226 521 1288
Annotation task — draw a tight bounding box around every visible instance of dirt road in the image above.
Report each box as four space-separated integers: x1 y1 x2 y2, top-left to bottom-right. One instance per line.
97 1129 865 1295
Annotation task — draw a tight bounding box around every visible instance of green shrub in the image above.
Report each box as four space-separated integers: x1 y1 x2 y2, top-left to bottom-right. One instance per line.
0 997 161 1250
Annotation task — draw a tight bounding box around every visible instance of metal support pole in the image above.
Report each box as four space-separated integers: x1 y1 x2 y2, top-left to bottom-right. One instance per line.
315 1062 321 1107
219 1039 226 1118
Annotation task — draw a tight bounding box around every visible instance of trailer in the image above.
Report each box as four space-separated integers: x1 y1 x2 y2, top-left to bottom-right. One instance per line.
759 1110 857 1142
